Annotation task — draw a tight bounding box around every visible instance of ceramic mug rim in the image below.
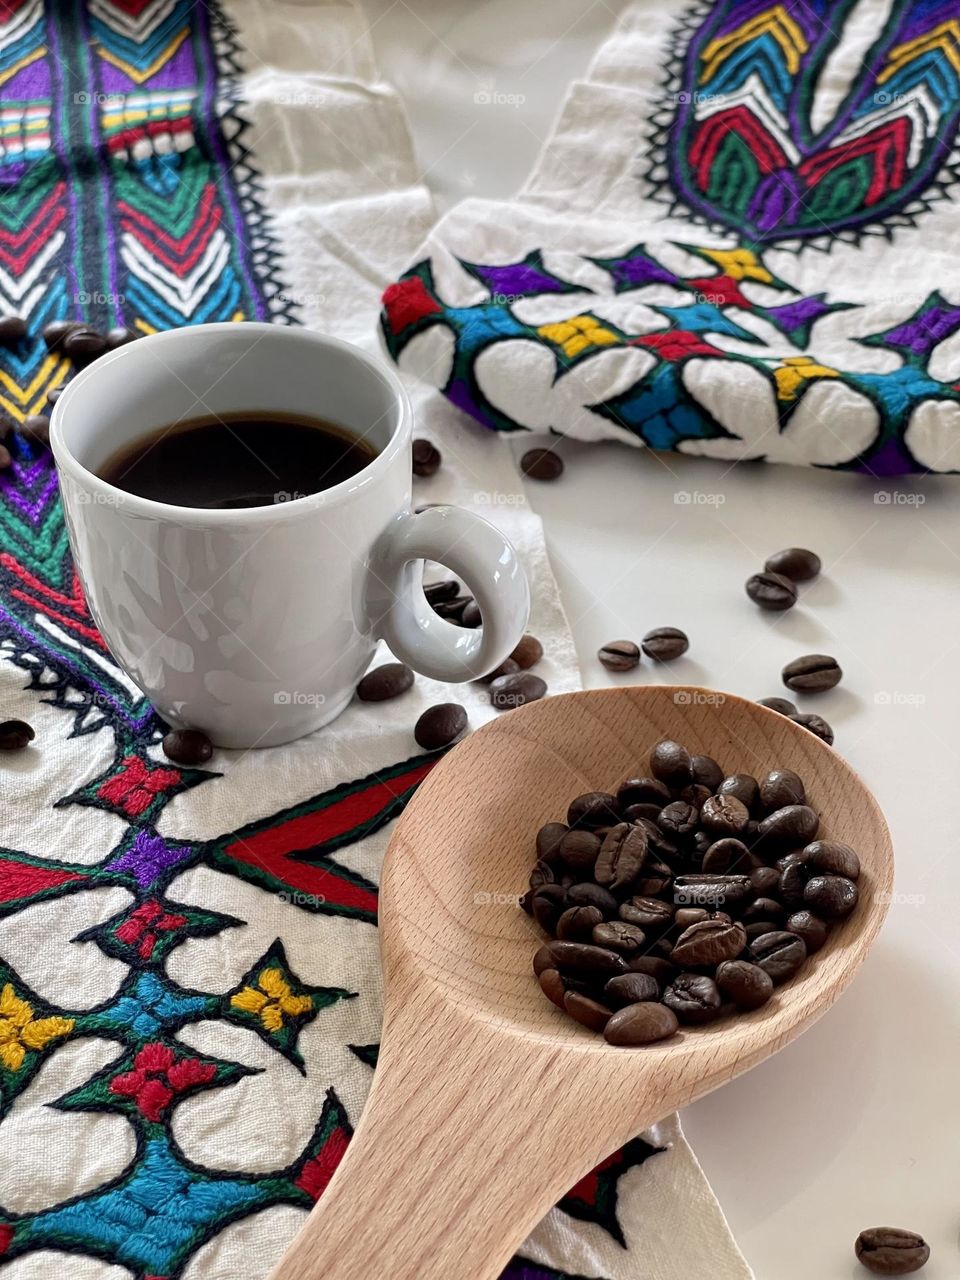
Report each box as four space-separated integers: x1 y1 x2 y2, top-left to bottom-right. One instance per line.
49 322 412 527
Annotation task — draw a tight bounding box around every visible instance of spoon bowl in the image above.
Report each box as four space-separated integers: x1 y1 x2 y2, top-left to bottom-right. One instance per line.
273 686 893 1280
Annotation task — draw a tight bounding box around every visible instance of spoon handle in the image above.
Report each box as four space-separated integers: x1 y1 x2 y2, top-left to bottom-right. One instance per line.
269 1007 644 1280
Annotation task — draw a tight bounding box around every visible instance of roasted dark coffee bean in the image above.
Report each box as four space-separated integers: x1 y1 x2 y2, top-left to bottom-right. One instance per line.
520 447 563 481
619 895 674 930
432 595 473 621
558 829 601 875
756 803 819 849
634 819 679 863
529 861 555 891
742 896 784 924
532 944 555 976
675 907 709 929
621 802 663 824
480 657 520 683
663 973 722 1024
423 578 460 605
47 385 64 407
161 728 212 765
641 627 689 661
658 801 700 842
563 990 612 1032
700 794 749 837
535 822 568 864
356 662 414 702
778 855 811 909
790 711 834 745
604 1001 679 1045
538 968 566 1009
20 414 50 446
764 547 821 582
546 941 627 980
750 865 781 895
690 754 724 791
745 570 797 611
759 768 805 811
42 319 81 351
489 671 547 710
804 839 860 879
716 960 773 1010
593 920 646 954
757 696 797 716
0 718 35 750
566 882 618 917
412 437 441 476
749 930 807 982
854 1227 929 1275
702 838 752 874
510 634 543 669
674 874 753 910
414 703 467 750
626 955 676 985
0 315 26 344
633 858 673 897
106 325 139 349
786 910 828 954
718 773 760 811
556 905 604 941
63 326 107 363
616 776 670 809
804 874 858 919
782 653 842 692
595 823 648 891
567 791 619 829
677 783 711 809
604 972 659 1006
671 918 747 967
745 920 779 940
598 640 641 672
649 739 693 787
531 884 569 931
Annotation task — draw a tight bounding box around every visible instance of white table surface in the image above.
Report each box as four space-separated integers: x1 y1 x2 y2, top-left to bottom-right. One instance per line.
365 5 959 1277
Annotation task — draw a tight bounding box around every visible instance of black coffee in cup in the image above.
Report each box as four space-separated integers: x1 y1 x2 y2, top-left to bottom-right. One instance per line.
97 412 376 508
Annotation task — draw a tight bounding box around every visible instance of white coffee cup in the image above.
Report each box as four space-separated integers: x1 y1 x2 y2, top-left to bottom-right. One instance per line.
50 323 529 749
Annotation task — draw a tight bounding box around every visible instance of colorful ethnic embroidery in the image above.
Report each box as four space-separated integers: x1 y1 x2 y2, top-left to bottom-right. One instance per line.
654 1 960 248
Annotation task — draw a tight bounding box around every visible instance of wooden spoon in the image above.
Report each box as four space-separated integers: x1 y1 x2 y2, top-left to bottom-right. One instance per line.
272 686 893 1280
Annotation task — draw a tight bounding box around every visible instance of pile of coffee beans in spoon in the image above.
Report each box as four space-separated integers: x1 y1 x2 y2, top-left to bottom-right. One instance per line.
525 738 860 1045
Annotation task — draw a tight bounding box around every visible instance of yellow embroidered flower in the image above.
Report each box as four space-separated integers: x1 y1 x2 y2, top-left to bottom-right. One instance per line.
230 968 313 1033
537 314 619 358
0 984 73 1072
773 354 840 402
698 247 773 284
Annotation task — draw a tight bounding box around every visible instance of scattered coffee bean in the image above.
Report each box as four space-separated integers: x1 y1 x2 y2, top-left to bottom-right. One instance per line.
563 990 612 1032
757 696 797 716
804 873 858 919
481 658 520 683
764 547 821 582
63 327 107 364
650 739 693 788
782 653 842 693
412 438 441 476
161 728 213 765
805 839 860 880
619 895 674 929
20 415 50 446
592 920 646 954
759 768 805 811
567 882 618 916
749 930 807 982
604 1000 679 1045
532 884 567 931
641 627 689 661
538 968 566 1009
716 959 773 1010
746 570 797 611
702 838 752 874
559 829 601 875
595 823 648 891
756 803 819 849
489 671 547 710
0 315 26 344
658 801 699 842
414 702 467 750
785 910 828 954
718 773 760 811
432 595 473 621
0 719 35 750
106 326 139 349
424 579 460 605
42 319 81 351
520 447 563 481
691 754 724 791
855 1227 929 1275
605 972 659 1006
617 776 671 808
532 944 555 975
567 791 619 829
664 973 722 1024
510 634 543 669
556 905 603 941
461 600 481 627
790 711 834 745
750 865 781 895
356 662 414 702
598 640 641 672
536 822 567 864
547 940 626 980
671 919 747 967
700 794 749 837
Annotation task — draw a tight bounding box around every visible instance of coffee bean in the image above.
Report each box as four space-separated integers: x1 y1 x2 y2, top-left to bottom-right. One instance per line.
716 960 773 1010
604 972 659 1006
592 920 646 954
633 857 673 897
742 896 784 924
0 443 11 470
535 822 567 864
756 803 819 849
749 930 807 982
702 838 752 874
414 703 467 750
854 1227 929 1275
745 920 779 941
649 739 693 787
46 385 64 407
782 653 842 693
700 794 749 837
563 990 612 1031
567 882 618 917
604 1000 679 1045
690 754 723 791
529 861 555 891
567 792 619 829
42 319 81 351
432 595 473 621
641 627 689 661
106 326 139 349
595 823 648 891
489 671 547 709
658 801 700 843
21 415 50 446
671 918 747 967
619 895 674 930
675 907 709 929
424 579 460 605
622 802 665 824
547 941 627 980
757 696 797 716
745 570 797 611
674 874 753 911
0 315 26 344
533 945 555 976
161 728 213 765
764 547 821 582
558 830 601 875
750 865 781 896
759 768 805 811
511 634 543 669
460 600 482 627
663 973 722 1024
532 884 567 931
412 438 441 476
804 874 858 919
718 773 760 811
556 905 603 941
804 839 860 880
626 955 676 985
356 662 414 702
63 327 107 364
790 712 834 745
617 776 671 809
598 640 640 672
0 719 35 750
786 910 828 953
520 447 563 480
778 856 811 909
480 658 520 683
538 968 566 1009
